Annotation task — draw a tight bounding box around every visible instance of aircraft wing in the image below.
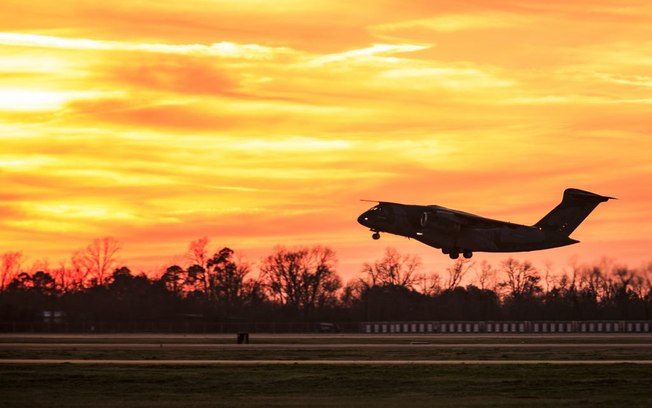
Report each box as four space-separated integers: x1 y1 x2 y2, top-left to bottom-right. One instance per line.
420 205 516 230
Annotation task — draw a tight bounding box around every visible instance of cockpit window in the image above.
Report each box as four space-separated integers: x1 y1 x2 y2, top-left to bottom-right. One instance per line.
368 204 394 221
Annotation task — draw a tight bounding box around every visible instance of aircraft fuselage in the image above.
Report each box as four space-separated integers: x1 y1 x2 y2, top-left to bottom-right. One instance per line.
357 189 613 259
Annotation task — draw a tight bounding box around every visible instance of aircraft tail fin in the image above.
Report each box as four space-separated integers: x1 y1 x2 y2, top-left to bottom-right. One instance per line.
534 188 614 236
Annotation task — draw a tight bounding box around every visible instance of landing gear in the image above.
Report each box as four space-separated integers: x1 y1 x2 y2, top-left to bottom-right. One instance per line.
372 232 380 240
444 247 471 259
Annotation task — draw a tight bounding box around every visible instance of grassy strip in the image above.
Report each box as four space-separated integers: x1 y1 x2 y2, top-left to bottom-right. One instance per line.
1 364 651 407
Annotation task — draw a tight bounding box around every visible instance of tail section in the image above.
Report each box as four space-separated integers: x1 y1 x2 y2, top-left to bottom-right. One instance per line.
534 188 614 236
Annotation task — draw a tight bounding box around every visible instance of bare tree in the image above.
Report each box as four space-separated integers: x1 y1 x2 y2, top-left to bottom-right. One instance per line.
475 260 496 291
629 269 647 300
340 279 365 308
78 237 121 286
641 262 652 300
69 250 88 289
261 245 341 318
415 272 442 296
186 237 211 294
445 258 474 290
499 258 541 298
579 265 607 301
0 251 22 290
28 259 49 274
51 260 76 292
361 247 421 289
543 260 554 294
613 266 635 298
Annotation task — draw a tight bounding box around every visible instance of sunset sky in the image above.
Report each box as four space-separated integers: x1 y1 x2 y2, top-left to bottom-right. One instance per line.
1 0 651 280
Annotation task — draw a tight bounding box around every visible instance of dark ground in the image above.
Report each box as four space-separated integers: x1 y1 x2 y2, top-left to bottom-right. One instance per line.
2 364 652 407
2 333 651 407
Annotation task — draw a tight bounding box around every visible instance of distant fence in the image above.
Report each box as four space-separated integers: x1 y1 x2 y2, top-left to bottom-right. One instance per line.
361 320 652 334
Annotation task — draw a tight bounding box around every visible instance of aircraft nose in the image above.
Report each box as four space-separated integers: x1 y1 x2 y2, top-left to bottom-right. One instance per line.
357 212 370 226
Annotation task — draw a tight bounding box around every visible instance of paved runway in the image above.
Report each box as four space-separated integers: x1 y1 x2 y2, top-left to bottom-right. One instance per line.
3 333 651 365
1 358 651 365
1 342 651 349
3 333 652 340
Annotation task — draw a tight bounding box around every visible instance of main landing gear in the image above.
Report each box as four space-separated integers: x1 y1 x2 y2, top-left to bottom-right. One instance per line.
372 231 380 240
442 248 473 259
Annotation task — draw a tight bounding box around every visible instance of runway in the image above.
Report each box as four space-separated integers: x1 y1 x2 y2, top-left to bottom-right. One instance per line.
3 333 652 340
3 333 651 366
1 358 651 365
1 342 651 349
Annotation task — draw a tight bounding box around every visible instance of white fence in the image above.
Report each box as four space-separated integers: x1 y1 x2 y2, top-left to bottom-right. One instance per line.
361 320 652 334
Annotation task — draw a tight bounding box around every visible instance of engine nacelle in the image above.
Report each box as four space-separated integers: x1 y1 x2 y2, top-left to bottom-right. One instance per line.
420 211 462 233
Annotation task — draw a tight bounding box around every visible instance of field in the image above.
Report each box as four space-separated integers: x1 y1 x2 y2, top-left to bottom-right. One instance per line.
1 333 652 407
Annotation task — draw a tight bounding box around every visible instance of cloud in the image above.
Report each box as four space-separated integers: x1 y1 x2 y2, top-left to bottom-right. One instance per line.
309 43 430 65
1 1 651 277
372 13 526 35
104 55 236 96
0 32 295 59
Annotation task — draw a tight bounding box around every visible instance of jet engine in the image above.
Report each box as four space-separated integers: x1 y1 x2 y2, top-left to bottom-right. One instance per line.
420 210 462 233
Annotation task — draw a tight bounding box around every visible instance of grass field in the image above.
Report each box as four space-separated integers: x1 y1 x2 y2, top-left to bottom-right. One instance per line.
1 333 652 407
2 364 652 407
2 346 652 361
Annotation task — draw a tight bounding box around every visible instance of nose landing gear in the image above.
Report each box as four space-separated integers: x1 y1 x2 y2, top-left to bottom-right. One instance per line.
372 232 380 240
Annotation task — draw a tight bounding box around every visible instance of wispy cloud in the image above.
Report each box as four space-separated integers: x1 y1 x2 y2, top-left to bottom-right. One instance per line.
0 1 651 276
372 13 527 34
0 32 295 59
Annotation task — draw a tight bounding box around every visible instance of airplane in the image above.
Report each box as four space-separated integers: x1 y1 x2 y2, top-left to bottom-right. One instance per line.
357 188 614 259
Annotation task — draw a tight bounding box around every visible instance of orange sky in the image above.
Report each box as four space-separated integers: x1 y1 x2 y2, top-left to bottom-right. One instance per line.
1 0 651 281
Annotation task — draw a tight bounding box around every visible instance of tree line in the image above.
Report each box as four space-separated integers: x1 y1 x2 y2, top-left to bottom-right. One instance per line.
1 237 651 331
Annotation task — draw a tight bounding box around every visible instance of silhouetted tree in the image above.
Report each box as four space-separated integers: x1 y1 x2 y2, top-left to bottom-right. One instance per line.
30 271 56 297
432 285 501 320
206 247 250 309
77 237 121 286
445 258 473 290
7 272 31 292
340 280 365 309
186 237 211 294
361 247 421 289
499 258 542 298
415 272 442 296
261 245 341 319
475 260 496 291
4 240 652 330
161 265 185 296
499 258 543 320
186 264 207 295
0 251 22 290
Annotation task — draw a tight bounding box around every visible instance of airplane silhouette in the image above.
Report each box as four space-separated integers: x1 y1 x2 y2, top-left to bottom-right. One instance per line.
357 188 614 259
